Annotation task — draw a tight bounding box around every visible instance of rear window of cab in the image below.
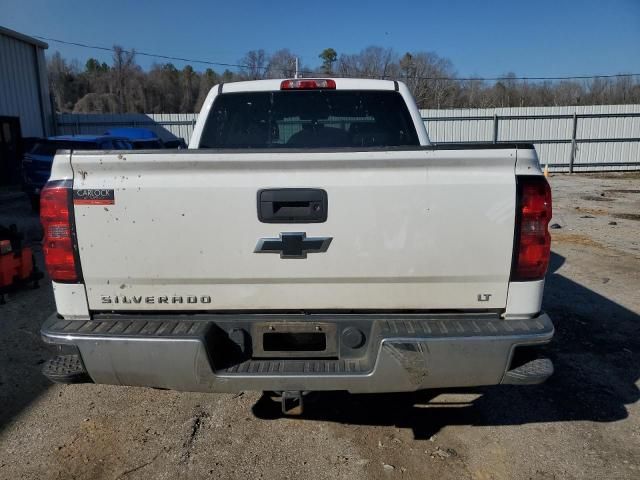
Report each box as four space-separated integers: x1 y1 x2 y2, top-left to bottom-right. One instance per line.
199 90 419 149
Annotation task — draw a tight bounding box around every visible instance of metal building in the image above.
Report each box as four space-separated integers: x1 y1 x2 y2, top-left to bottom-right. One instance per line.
0 26 53 186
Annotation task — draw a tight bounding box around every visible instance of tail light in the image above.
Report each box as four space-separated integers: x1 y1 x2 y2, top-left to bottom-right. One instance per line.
280 79 336 90
40 180 79 282
512 176 552 281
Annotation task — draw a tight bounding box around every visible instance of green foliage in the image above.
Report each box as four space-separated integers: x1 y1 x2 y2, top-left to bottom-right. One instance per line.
162 63 178 73
319 48 337 74
85 58 109 73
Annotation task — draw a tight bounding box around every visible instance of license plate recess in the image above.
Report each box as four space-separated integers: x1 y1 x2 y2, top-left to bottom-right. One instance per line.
252 322 338 358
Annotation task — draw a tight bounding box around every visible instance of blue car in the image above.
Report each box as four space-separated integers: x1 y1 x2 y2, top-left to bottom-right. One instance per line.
104 128 165 149
22 135 132 210
104 128 187 149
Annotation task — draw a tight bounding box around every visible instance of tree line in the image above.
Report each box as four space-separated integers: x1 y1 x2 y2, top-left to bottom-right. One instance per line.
48 45 640 114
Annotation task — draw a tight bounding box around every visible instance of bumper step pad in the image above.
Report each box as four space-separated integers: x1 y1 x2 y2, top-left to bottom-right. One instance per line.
502 358 554 385
221 358 368 375
42 354 92 384
44 314 552 339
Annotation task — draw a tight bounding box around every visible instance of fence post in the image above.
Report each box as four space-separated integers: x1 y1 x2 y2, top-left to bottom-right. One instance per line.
569 113 578 173
492 114 498 144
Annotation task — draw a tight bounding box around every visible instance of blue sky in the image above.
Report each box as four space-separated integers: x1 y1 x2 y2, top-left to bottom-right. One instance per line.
2 0 639 77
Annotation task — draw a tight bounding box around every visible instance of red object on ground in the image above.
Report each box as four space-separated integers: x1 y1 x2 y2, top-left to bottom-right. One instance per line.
0 246 34 288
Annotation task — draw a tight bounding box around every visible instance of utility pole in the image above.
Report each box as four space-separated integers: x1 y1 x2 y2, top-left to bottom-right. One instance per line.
294 57 299 79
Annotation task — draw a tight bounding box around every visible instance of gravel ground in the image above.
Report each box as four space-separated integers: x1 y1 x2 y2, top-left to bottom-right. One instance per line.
0 173 639 480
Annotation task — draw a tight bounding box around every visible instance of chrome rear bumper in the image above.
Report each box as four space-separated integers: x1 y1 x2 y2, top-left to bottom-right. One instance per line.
41 312 554 393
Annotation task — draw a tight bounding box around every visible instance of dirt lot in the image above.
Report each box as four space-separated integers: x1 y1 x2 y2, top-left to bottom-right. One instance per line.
0 173 639 480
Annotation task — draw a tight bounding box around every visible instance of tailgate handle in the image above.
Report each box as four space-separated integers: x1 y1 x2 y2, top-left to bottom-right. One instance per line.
258 188 328 223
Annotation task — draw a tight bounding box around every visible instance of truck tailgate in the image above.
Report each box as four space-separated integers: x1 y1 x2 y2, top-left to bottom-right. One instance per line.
70 149 517 311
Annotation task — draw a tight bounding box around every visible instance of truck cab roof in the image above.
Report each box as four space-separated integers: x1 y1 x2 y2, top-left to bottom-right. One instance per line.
220 78 399 93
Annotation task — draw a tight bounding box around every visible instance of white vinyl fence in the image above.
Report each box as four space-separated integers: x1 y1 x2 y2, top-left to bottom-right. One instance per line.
57 105 640 171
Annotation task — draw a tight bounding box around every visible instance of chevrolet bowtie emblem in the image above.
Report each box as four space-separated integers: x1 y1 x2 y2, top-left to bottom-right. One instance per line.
254 232 332 259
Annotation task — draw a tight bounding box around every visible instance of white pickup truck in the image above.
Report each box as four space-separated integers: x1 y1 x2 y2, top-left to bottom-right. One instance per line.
40 78 553 413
